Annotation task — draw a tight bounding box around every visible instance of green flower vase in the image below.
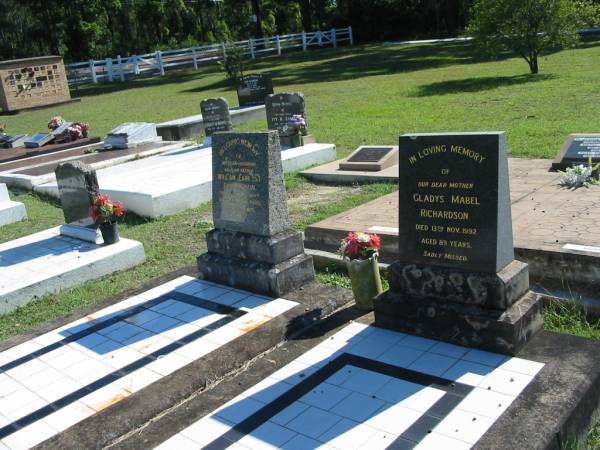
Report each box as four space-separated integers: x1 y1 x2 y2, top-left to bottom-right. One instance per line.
346 255 383 310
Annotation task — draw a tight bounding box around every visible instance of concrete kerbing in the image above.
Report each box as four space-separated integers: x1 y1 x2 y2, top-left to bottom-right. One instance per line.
0 201 26 226
35 281 354 450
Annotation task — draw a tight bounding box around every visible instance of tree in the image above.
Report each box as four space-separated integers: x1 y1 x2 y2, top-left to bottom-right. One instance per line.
468 0 588 74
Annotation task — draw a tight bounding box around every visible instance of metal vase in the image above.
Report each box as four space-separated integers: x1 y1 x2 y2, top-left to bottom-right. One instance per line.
100 222 120 245
346 255 383 310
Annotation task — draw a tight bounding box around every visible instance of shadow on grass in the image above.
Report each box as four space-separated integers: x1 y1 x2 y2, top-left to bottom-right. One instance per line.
413 73 557 97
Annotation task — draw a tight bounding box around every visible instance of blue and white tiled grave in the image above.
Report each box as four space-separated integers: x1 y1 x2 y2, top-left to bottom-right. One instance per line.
155 322 544 450
0 275 298 450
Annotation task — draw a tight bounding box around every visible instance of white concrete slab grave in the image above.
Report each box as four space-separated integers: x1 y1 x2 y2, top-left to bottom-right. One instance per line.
35 143 336 218
155 322 544 450
0 227 145 315
0 276 297 449
0 184 26 226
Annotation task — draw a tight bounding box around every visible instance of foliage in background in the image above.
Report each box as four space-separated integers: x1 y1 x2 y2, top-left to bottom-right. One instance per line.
468 0 594 73
218 43 246 85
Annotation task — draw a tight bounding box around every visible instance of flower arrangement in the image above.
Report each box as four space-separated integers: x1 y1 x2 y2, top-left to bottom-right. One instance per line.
90 194 125 224
286 114 307 136
339 231 381 260
68 122 90 141
559 157 600 188
47 116 64 130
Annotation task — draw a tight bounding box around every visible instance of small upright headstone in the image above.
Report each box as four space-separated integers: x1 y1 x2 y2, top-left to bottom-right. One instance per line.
236 74 274 107
200 97 232 141
198 131 314 296
552 134 600 170
265 92 307 134
374 132 543 355
55 161 102 243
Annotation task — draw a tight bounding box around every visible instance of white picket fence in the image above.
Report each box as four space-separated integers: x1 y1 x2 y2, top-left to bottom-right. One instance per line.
66 27 353 85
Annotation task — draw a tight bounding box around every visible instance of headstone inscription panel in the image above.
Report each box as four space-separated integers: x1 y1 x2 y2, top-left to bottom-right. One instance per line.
236 74 274 107
200 97 232 137
374 132 543 355
265 93 306 134
338 145 399 172
399 132 513 274
55 161 99 228
198 131 314 296
552 134 600 170
212 132 290 236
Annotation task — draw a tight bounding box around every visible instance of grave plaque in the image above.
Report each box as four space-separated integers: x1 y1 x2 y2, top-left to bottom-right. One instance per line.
265 92 306 134
200 97 232 137
55 161 102 243
552 133 600 170
374 132 543 355
236 74 274 107
198 131 314 296
338 145 399 172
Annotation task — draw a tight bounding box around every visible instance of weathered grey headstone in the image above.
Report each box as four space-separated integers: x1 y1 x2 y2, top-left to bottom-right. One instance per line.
200 97 232 137
236 74 274 107
198 131 314 296
552 134 600 170
55 161 102 243
265 92 306 134
103 123 159 149
374 132 543 355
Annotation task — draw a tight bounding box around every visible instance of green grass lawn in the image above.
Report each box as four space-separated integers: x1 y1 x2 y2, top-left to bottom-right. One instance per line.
3 37 600 159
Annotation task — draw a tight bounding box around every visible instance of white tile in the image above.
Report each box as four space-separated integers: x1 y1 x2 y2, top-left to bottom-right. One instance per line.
434 408 495 444
124 309 162 327
215 395 265 424
415 432 472 450
498 357 544 376
339 368 391 396
0 388 42 415
100 346 144 369
374 378 424 404
5 357 48 380
180 415 234 446
175 338 220 361
326 366 359 387
462 348 506 367
33 330 66 347
204 325 244 346
299 382 351 410
239 421 296 449
280 434 330 450
338 322 372 337
105 323 148 343
408 353 457 377
3 396 47 422
457 388 515 420
0 418 57 450
20 366 64 390
80 384 132 412
233 296 271 311
286 406 342 439
405 387 446 413
198 286 231 300
317 418 378 449
174 280 207 296
270 361 319 386
376 345 423 368
346 337 395 359
154 432 203 450
0 377 21 397
478 368 535 397
319 332 365 352
295 345 341 369
358 430 400 450
443 360 494 386
228 312 273 334
44 401 95 432
177 307 223 328
131 335 174 356
145 353 192 377
330 392 385 422
115 367 162 393
141 315 185 334
271 402 310 426
37 377 83 403
397 335 437 351
365 403 422 435
70 332 110 353
251 298 297 318
242 377 294 404
211 290 249 306
429 341 468 359
45 347 88 371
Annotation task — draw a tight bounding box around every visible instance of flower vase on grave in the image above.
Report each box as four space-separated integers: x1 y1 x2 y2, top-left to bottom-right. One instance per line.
339 231 383 310
100 222 120 245
290 131 302 148
347 254 383 310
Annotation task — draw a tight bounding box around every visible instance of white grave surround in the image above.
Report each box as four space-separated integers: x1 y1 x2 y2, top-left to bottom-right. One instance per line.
156 323 544 450
0 276 297 450
0 184 26 226
0 141 192 190
0 227 145 315
35 143 337 218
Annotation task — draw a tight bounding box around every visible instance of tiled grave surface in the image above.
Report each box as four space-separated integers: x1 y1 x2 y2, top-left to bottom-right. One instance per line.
0 275 297 449
156 322 543 450
35 143 336 218
0 227 145 314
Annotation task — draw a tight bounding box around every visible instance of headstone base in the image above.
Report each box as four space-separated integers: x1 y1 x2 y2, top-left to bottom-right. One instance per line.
59 224 103 244
197 252 315 297
374 290 543 355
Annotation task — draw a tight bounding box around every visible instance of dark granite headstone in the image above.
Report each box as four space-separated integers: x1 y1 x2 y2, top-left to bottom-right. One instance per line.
200 98 232 137
552 134 600 171
374 132 543 355
265 92 306 134
55 160 99 228
236 74 274 107
198 131 314 296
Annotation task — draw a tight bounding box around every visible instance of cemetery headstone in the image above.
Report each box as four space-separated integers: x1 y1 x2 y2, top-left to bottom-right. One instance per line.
338 145 399 172
197 131 314 296
236 74 274 107
265 92 306 134
55 160 102 243
102 123 159 150
24 132 55 148
200 97 232 138
374 132 543 355
552 133 600 170
0 134 29 149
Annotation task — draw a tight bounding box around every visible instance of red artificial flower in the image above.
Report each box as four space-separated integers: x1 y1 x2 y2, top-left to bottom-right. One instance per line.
339 231 381 260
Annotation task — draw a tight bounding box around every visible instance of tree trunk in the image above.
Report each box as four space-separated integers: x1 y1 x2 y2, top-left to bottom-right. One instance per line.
301 0 313 32
528 55 539 74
